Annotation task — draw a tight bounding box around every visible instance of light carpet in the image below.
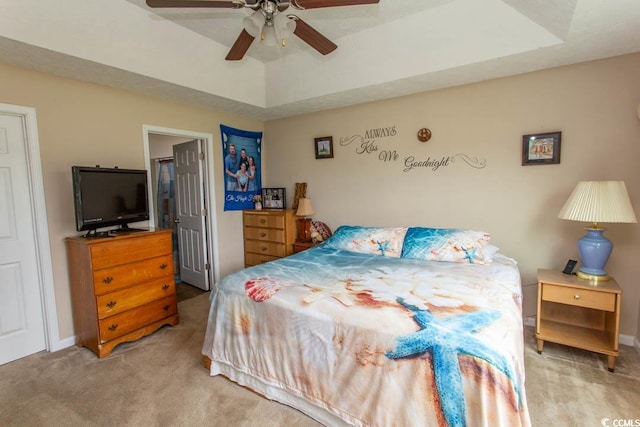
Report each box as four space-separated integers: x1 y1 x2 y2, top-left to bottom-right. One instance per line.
1 292 639 426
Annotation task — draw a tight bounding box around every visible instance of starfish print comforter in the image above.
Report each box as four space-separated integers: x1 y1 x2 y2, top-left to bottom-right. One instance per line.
202 246 531 427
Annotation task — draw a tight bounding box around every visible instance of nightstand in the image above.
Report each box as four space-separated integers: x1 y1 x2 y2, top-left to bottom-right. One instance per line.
535 269 622 372
292 241 316 253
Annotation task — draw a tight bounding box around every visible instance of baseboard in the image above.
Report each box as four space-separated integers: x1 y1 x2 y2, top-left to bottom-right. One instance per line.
619 333 634 347
634 336 640 352
522 316 635 347
49 335 76 352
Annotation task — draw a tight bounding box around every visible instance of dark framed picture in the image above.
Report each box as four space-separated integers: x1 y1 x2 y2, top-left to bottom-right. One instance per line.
314 136 334 159
522 131 561 165
261 187 286 209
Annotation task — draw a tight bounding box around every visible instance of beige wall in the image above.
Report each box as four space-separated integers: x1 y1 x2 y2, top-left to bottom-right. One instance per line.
2 52 639 344
0 63 260 341
264 53 640 338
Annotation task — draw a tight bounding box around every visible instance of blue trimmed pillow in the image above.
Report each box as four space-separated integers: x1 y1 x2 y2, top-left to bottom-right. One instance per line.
401 227 493 264
323 226 408 258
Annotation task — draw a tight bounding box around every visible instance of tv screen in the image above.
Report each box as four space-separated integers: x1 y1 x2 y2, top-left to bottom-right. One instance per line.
72 166 150 233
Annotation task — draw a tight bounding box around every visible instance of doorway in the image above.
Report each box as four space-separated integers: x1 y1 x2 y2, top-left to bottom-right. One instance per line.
142 125 220 291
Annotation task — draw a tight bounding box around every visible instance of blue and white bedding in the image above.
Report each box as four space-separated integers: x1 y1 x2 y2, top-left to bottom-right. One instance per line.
202 232 530 426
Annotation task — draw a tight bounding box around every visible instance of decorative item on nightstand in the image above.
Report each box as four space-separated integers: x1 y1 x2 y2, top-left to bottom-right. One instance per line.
296 198 315 243
558 181 637 282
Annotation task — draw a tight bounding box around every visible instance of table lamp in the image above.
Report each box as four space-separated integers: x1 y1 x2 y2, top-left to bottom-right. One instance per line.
296 198 315 243
558 181 637 281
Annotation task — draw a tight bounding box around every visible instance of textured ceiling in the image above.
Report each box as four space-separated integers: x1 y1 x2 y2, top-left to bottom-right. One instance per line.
1 0 640 120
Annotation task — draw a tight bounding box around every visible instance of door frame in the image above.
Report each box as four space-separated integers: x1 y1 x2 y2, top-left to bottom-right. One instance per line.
142 125 221 286
0 103 62 352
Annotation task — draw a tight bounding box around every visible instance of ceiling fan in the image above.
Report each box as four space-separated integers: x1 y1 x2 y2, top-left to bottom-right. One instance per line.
146 0 380 61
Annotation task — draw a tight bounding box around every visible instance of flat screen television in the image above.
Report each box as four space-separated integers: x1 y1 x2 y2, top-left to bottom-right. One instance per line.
72 166 150 235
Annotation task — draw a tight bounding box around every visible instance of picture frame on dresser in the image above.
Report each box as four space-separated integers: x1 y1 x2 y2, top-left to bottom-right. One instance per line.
261 187 286 209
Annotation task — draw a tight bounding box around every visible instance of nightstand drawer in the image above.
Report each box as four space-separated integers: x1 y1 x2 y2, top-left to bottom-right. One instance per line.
542 283 616 311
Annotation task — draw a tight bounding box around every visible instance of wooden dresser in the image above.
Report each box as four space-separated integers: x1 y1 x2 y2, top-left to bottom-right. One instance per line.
65 229 179 358
243 209 297 267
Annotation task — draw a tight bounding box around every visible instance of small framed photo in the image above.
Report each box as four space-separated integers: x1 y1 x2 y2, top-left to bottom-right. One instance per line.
261 187 286 209
522 131 561 165
314 136 334 159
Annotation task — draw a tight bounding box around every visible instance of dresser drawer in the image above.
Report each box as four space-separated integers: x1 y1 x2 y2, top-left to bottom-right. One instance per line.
245 252 280 267
244 227 286 243
89 232 172 269
244 240 286 257
542 283 616 311
96 279 176 319
98 295 177 342
244 213 285 229
93 254 174 295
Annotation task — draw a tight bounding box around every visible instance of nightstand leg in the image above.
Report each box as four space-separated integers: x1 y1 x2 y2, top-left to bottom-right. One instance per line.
536 338 544 354
607 355 616 373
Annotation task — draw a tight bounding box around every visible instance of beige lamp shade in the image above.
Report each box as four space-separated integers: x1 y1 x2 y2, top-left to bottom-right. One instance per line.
558 181 637 224
296 198 315 217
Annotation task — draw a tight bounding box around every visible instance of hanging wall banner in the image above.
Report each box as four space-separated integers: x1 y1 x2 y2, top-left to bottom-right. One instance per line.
220 124 262 211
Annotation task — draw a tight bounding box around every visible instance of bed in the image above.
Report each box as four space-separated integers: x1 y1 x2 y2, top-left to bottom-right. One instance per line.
202 226 531 426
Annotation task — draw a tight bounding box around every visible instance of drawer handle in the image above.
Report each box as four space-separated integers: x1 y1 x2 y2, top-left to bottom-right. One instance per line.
160 263 168 270
574 294 581 300
261 246 268 251
162 284 170 290
260 232 267 238
106 300 117 309
108 324 118 332
259 219 266 224
102 276 113 284
163 304 171 311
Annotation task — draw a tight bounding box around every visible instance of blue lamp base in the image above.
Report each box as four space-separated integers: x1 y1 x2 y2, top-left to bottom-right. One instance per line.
576 227 613 282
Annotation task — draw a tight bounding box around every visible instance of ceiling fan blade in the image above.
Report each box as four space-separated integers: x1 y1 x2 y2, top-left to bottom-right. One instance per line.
293 17 337 55
146 0 243 8
291 0 379 9
226 29 255 61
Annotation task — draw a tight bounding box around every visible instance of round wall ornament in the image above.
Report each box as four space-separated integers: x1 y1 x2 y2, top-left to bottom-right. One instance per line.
417 128 432 142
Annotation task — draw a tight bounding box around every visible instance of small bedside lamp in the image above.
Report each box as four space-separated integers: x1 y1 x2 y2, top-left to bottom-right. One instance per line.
296 198 315 243
558 181 637 281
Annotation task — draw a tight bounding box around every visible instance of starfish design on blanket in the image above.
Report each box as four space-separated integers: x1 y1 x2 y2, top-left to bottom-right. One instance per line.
386 298 522 427
461 246 477 264
375 239 390 256
302 283 355 306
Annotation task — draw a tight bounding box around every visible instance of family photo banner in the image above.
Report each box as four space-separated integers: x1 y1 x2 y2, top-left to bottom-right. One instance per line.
220 124 262 211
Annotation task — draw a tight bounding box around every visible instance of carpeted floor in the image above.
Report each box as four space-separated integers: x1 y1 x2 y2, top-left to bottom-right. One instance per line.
1 290 639 426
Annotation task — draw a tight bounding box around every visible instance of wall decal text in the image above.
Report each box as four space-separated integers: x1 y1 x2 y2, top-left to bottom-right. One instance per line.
339 127 486 172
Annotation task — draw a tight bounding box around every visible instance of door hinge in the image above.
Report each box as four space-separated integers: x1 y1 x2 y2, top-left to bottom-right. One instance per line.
199 152 205 160
205 263 210 271
202 208 207 217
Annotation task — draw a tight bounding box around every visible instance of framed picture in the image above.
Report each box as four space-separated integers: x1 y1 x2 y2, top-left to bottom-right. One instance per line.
522 131 561 165
261 187 286 209
314 136 334 159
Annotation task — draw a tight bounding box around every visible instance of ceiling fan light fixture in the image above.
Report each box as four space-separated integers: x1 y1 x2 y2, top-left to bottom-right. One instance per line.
273 13 295 47
243 10 265 38
261 23 278 46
